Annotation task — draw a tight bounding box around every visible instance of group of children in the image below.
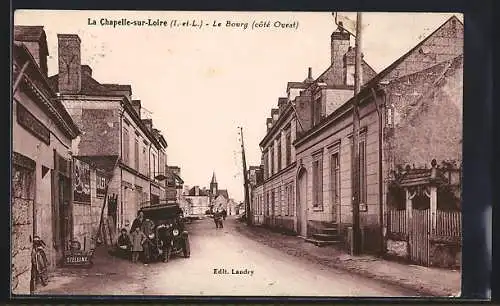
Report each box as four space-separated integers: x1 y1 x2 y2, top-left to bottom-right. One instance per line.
117 226 147 263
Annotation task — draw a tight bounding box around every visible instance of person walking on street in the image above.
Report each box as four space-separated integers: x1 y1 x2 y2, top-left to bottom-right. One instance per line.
130 226 147 263
214 205 224 229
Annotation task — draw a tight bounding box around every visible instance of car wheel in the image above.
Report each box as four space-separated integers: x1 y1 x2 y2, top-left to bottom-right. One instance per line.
183 238 191 258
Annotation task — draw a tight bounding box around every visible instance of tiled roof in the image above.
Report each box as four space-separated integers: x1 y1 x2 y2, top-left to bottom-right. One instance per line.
396 168 448 187
217 189 229 199
48 71 132 97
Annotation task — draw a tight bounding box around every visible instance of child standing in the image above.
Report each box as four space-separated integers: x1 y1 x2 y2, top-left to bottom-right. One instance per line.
130 226 146 263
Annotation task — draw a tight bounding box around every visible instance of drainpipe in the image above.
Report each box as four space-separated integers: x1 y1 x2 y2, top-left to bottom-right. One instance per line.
371 87 385 255
13 61 30 94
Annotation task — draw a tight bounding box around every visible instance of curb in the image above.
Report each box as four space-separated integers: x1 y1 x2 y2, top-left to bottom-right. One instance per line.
234 222 454 297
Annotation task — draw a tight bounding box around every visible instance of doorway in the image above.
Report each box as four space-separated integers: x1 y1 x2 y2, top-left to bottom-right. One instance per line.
330 152 340 223
58 176 72 253
296 167 308 237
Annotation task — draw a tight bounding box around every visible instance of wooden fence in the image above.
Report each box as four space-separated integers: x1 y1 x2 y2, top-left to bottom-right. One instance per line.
387 210 407 235
435 210 462 237
386 209 462 266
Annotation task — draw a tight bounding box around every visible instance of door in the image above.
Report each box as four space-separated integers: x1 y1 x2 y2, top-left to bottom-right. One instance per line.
330 153 340 223
297 168 307 237
59 176 72 252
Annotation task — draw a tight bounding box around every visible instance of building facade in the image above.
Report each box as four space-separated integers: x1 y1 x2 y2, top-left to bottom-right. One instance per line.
250 16 463 257
47 33 169 241
12 26 80 294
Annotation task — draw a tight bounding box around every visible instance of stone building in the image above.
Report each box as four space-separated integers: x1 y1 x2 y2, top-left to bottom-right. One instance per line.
47 33 169 239
12 26 80 294
183 186 210 216
293 16 463 253
250 15 463 257
251 23 376 235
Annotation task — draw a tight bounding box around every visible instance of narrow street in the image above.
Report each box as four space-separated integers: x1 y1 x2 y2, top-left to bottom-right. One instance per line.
37 217 418 297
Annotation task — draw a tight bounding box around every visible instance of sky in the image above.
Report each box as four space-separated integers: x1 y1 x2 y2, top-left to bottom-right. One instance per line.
14 11 463 202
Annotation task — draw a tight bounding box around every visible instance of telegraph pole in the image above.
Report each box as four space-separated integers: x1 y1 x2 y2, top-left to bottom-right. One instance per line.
351 12 363 255
238 127 252 226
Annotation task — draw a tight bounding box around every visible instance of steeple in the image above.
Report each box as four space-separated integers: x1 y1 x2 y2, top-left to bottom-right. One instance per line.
210 171 218 196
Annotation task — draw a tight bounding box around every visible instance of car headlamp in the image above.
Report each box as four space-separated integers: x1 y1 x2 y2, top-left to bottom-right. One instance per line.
148 233 155 239
173 229 179 236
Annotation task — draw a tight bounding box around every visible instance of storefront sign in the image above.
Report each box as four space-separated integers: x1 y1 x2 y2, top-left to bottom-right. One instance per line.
16 102 50 145
73 158 91 203
96 171 107 198
64 254 92 266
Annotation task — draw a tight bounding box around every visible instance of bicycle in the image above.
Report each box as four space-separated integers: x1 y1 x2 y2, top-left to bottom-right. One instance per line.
31 236 49 289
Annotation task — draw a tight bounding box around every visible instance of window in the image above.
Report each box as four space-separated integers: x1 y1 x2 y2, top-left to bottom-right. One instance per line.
271 190 275 216
266 192 270 216
313 97 322 126
285 131 292 166
122 129 129 165
359 138 367 204
277 138 282 171
386 105 395 127
263 151 268 180
270 145 274 176
312 154 323 209
142 146 147 174
289 184 294 216
134 139 139 171
330 153 340 205
151 154 156 179
351 133 367 205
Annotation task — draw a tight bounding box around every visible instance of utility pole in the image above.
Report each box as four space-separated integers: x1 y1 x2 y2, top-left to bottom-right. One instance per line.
351 12 363 255
238 127 252 226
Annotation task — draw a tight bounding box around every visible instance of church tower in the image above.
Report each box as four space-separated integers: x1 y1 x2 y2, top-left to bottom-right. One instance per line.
210 171 218 196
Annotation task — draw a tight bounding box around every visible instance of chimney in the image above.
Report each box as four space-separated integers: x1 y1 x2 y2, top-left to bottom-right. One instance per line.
142 119 153 131
308 67 312 79
132 100 142 118
81 65 92 77
14 26 49 77
194 186 200 196
271 108 279 122
57 34 82 94
266 118 273 130
331 22 350 86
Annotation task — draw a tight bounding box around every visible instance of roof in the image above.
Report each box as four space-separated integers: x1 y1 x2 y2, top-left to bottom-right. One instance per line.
187 187 209 196
13 42 80 138
359 15 463 90
14 26 49 59
396 167 448 187
48 73 132 97
73 155 119 176
14 25 45 41
217 189 229 199
295 15 464 147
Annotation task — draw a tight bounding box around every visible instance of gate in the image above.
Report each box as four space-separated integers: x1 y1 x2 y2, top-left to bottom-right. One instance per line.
409 209 431 266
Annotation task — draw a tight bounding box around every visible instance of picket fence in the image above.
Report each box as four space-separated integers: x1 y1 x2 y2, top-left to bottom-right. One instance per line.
386 209 462 266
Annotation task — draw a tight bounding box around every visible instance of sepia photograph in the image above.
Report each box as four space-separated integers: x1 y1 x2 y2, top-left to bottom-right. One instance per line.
11 10 464 298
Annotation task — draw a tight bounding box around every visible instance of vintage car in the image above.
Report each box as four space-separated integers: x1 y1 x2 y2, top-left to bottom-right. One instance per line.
139 202 190 263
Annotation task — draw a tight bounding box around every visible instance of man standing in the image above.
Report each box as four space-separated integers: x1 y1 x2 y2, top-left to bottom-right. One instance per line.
130 210 144 233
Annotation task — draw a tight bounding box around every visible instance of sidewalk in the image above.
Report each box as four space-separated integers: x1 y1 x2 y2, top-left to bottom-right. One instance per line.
33 246 145 295
233 221 461 297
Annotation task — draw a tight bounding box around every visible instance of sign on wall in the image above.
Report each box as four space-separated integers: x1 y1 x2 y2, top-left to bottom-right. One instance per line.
73 158 91 203
96 171 107 198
